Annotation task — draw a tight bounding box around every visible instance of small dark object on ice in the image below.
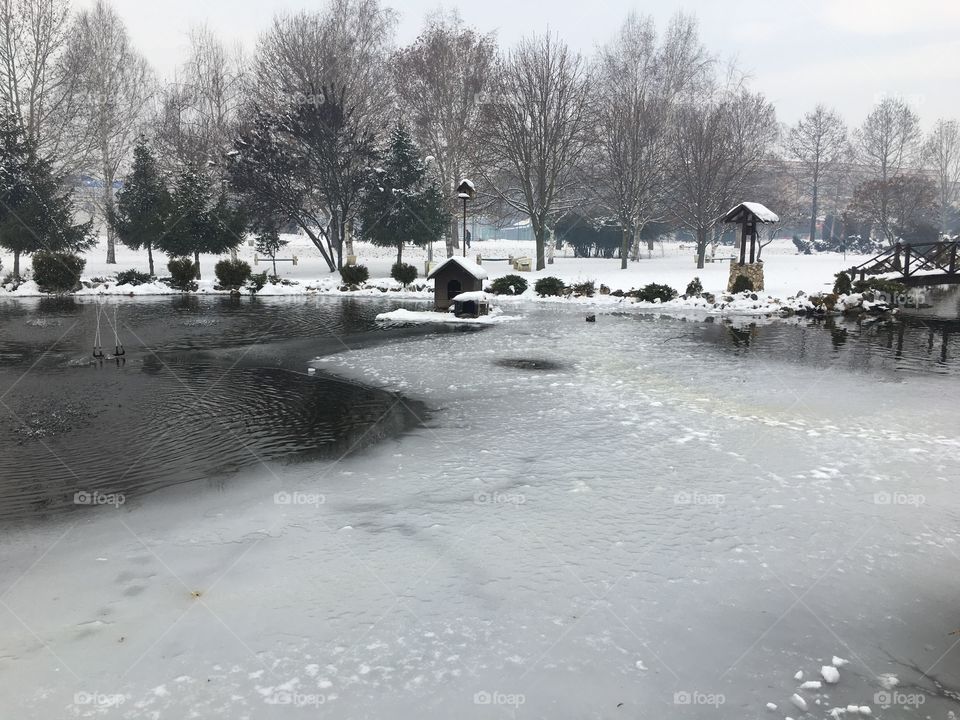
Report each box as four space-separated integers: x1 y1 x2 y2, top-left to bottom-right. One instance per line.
585 314 596 323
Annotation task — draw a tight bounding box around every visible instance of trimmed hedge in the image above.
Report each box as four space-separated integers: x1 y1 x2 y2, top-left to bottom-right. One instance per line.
340 264 369 285
33 251 85 293
167 258 197 291
637 282 677 303
115 269 153 286
215 258 252 290
534 276 566 297
488 274 528 296
391 262 418 286
685 277 703 296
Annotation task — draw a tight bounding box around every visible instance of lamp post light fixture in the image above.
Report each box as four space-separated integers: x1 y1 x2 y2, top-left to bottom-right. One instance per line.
456 179 476 258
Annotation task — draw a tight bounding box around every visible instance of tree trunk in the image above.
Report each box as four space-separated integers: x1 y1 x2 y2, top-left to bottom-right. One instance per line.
447 217 459 257
620 227 629 270
696 228 707 269
547 227 555 264
13 250 20 279
396 243 403 266
271 256 278 277
345 220 354 256
147 244 154 276
194 250 201 279
102 145 116 264
300 224 336 272
534 222 546 271
809 182 819 245
630 227 643 261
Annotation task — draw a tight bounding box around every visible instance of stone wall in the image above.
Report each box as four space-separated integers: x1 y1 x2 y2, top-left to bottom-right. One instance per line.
728 262 764 292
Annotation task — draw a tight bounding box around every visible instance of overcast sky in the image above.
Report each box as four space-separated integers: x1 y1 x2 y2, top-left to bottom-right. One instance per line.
73 0 960 128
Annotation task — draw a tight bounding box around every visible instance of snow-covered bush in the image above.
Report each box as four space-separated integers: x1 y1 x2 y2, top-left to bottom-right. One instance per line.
488 274 528 296
340 264 369 285
215 258 252 290
167 258 197 291
391 262 418 287
115 269 153 286
32 251 85 293
247 271 268 294
730 275 754 293
571 280 595 297
833 271 852 295
685 277 704 296
534 276 566 297
637 283 677 303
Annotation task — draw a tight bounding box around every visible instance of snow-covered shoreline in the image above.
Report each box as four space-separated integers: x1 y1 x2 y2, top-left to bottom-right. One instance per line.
0 235 872 315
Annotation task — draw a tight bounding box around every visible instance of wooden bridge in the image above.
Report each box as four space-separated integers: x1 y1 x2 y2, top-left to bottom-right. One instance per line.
851 240 960 287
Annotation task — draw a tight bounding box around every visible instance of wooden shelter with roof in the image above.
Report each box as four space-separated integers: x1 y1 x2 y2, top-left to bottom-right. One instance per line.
720 202 779 292
426 256 489 311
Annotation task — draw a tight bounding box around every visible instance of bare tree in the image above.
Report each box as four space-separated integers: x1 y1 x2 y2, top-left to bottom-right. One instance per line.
854 96 921 244
74 0 153 264
665 85 778 268
393 12 496 258
250 0 395 259
785 104 847 246
253 0 395 126
0 0 91 170
155 26 245 174
594 11 711 269
923 119 960 235
479 33 592 270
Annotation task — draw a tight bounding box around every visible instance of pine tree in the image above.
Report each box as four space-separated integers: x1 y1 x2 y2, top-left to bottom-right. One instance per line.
157 165 245 279
359 123 450 264
0 114 93 279
109 136 170 276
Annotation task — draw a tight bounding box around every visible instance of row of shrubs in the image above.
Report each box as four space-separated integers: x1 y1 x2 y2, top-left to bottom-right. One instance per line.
25 252 752 301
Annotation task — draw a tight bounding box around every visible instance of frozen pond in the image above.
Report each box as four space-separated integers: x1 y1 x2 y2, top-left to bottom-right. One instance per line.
1 298 960 718
0 296 468 519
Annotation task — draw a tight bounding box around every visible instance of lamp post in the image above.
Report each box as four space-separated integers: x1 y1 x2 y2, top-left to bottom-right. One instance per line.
456 179 475 259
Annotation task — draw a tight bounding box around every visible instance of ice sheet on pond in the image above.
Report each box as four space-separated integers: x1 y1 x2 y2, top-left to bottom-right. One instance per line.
2 307 959 718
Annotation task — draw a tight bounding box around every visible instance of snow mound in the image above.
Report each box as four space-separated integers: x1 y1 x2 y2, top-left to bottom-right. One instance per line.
375 307 517 325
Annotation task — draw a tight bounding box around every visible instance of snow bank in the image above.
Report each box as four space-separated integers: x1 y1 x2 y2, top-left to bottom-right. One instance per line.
374 307 517 325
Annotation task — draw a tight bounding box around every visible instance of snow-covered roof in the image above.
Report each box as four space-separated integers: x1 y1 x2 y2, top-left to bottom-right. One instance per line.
452 291 491 303
721 202 780 224
426 256 489 281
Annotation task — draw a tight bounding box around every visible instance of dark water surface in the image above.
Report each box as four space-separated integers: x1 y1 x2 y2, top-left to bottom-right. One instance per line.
700 286 960 377
0 295 467 521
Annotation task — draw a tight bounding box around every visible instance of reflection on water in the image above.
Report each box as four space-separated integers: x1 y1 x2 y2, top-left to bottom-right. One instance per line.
0 295 452 522
704 287 960 376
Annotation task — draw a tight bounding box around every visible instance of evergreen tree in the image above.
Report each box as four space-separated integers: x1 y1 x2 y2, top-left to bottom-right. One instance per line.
109 136 170 276
157 165 245 279
254 225 288 278
359 123 450 264
0 114 93 278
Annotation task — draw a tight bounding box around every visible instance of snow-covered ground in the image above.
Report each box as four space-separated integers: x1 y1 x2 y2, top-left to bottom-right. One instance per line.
0 234 871 307
2 305 959 718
